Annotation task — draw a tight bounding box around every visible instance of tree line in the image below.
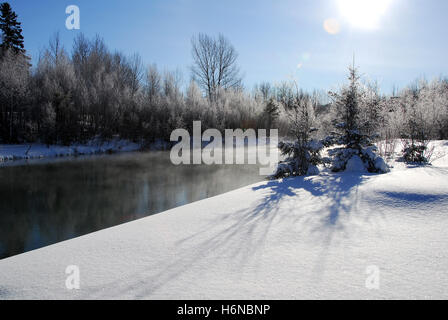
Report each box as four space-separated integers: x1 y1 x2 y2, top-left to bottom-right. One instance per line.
0 2 447 149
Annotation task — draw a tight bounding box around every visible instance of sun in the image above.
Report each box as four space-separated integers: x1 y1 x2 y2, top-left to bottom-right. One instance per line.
337 0 391 30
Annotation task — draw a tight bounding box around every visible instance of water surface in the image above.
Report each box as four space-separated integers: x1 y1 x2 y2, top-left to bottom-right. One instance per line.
0 151 266 259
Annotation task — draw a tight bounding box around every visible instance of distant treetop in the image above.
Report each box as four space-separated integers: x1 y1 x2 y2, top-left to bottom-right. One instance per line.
0 2 26 55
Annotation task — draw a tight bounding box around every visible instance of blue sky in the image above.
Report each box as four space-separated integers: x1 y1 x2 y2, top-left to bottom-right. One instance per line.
6 0 448 94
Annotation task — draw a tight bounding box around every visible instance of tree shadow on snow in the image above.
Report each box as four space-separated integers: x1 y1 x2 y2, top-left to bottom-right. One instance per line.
252 172 367 227
85 172 372 299
250 173 373 281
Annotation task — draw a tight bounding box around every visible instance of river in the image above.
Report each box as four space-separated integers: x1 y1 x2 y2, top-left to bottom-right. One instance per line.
0 151 269 259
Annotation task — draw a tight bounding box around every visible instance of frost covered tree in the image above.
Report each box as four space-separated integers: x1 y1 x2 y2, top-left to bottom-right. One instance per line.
326 64 389 173
399 86 433 164
257 82 273 101
276 81 296 110
359 82 385 137
0 2 31 142
145 64 161 106
0 48 30 142
33 36 78 145
415 78 448 140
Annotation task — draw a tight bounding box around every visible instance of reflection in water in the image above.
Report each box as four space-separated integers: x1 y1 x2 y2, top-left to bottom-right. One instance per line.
0 151 265 260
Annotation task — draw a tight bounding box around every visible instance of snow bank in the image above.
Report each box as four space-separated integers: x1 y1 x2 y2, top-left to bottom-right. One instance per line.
345 155 367 172
0 138 142 165
0 142 448 300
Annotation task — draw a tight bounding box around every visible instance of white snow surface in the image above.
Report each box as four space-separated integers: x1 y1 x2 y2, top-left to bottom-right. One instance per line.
0 141 448 300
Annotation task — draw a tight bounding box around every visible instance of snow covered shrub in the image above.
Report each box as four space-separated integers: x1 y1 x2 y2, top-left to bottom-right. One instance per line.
326 65 389 174
271 88 324 179
271 139 323 179
327 143 389 173
401 142 429 163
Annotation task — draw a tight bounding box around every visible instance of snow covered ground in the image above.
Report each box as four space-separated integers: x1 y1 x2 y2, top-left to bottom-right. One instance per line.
0 141 447 299
0 138 142 165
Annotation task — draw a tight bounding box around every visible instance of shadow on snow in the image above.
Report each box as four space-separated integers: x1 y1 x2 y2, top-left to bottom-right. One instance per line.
252 172 367 227
85 172 373 299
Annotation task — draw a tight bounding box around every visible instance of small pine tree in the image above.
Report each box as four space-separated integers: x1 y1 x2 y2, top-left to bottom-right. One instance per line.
0 2 25 55
272 91 324 179
325 63 389 173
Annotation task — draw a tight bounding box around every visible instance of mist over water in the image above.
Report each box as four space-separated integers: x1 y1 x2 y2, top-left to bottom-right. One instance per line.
0 151 266 260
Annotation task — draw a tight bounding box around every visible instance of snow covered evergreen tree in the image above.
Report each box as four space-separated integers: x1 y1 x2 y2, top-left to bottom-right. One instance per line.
272 90 324 179
325 64 389 173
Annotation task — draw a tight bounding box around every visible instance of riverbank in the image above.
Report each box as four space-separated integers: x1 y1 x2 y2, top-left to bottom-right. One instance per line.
0 141 447 299
0 139 141 162
0 138 178 166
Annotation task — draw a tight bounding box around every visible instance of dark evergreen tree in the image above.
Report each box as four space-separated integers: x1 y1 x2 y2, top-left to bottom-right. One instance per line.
0 2 25 55
264 97 280 136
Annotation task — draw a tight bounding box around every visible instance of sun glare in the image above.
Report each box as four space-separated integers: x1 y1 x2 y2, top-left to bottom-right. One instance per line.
323 18 341 35
337 0 391 30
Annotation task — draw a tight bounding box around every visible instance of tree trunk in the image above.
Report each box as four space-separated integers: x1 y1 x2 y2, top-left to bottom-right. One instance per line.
9 95 13 142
